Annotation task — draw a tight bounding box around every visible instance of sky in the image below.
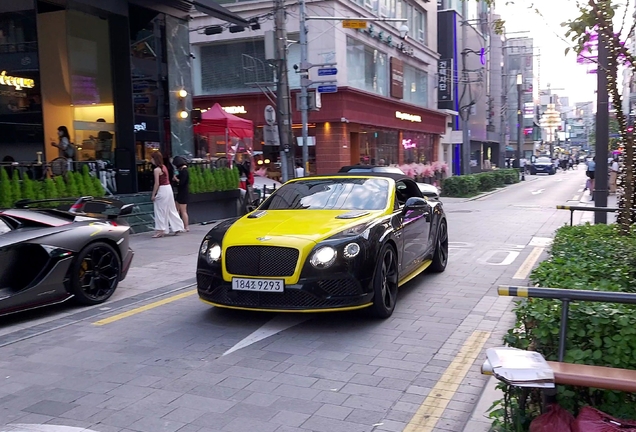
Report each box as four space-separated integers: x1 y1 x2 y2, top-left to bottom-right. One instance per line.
496 0 603 106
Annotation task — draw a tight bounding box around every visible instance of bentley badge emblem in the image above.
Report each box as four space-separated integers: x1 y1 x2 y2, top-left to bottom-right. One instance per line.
257 236 271 242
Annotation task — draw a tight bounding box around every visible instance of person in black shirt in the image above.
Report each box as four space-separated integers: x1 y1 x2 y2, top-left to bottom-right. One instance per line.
172 156 190 231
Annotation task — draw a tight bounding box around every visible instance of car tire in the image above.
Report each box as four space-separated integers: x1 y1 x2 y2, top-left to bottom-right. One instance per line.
370 244 399 319
430 219 448 273
70 242 121 305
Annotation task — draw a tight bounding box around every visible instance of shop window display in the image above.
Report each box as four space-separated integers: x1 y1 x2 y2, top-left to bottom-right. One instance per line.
402 132 433 164
0 3 44 163
359 129 398 165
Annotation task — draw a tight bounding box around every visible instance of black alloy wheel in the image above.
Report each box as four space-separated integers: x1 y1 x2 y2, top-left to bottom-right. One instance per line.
371 244 399 318
430 220 448 273
71 242 121 305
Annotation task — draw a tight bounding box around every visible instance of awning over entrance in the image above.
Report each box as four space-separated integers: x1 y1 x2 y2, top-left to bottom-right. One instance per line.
130 0 248 26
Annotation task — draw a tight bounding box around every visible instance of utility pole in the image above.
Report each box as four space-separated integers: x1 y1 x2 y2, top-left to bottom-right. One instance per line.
460 1 471 175
500 33 508 170
517 73 524 180
595 31 609 222
274 0 293 182
298 0 309 176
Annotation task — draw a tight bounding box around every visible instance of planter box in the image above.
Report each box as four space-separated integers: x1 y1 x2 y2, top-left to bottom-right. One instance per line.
188 189 241 224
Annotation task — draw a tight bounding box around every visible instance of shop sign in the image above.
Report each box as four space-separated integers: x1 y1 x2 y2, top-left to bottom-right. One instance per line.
437 59 453 102
390 57 404 99
134 122 147 132
222 105 247 114
395 111 422 123
0 70 35 90
263 125 280 146
343 20 367 29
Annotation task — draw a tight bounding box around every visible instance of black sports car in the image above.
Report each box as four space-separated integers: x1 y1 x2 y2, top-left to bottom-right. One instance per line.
0 197 134 317
197 173 448 318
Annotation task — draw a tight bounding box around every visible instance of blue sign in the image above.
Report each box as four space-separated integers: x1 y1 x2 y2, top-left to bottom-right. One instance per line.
317 85 338 93
317 68 338 76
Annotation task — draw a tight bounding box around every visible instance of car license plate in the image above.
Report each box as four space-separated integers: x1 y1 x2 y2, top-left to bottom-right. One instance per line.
232 278 284 292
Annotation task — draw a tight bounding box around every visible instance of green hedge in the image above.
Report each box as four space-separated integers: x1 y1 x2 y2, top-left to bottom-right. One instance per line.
441 169 519 197
490 224 636 430
0 165 104 208
188 166 240 194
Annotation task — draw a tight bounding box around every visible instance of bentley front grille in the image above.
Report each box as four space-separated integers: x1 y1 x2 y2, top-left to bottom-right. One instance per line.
225 246 299 277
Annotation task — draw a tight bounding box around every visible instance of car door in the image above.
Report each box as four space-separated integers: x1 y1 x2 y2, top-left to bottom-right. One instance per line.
395 179 431 274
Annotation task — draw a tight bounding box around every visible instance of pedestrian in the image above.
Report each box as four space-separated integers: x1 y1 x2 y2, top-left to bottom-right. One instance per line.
50 125 75 171
173 156 190 231
150 151 184 238
609 157 619 194
378 158 386 167
585 157 596 194
295 162 305 178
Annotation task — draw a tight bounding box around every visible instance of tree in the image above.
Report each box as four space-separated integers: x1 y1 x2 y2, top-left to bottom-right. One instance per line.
10 170 21 205
561 0 636 233
0 167 11 208
588 115 621 149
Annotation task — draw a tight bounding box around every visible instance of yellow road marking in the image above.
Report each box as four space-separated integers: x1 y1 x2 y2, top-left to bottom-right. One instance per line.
512 247 544 280
93 289 197 325
403 330 491 432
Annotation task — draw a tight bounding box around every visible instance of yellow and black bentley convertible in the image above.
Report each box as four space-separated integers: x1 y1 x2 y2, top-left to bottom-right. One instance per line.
196 173 448 318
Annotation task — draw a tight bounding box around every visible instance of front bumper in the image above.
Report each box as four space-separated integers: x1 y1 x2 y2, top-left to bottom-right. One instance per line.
197 270 373 312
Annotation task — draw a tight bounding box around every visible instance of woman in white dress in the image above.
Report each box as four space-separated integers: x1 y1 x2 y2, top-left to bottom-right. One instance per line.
150 151 184 238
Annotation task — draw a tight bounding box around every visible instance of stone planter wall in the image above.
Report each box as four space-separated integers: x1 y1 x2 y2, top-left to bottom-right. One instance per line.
188 189 241 224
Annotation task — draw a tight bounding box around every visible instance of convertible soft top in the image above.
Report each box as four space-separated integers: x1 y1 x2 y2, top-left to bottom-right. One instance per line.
308 172 414 184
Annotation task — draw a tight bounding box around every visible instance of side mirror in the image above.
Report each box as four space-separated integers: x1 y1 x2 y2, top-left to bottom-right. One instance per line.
119 204 134 217
421 190 439 200
403 197 428 212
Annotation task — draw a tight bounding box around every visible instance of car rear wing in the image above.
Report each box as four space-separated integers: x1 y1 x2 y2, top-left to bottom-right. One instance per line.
14 196 134 220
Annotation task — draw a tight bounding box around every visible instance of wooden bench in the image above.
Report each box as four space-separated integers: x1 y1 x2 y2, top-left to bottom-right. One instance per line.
547 361 636 393
494 285 636 394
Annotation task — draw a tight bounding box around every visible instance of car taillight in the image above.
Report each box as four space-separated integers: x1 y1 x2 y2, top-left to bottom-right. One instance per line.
108 221 118 227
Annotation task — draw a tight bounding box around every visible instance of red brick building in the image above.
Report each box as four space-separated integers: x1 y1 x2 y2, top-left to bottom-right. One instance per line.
194 86 446 175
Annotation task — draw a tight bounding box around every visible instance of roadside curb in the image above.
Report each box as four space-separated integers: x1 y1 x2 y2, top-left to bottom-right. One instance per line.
444 176 540 203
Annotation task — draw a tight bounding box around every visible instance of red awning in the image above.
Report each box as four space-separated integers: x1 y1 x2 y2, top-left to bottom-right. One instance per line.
194 103 254 138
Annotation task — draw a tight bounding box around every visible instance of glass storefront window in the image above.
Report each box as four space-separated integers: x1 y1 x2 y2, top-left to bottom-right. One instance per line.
403 64 428 107
68 10 115 163
346 36 388 96
359 128 398 165
402 132 433 164
0 1 44 163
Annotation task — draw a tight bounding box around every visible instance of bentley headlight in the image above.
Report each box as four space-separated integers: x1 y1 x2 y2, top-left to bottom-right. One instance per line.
310 246 337 268
207 243 222 262
199 240 209 255
343 242 360 259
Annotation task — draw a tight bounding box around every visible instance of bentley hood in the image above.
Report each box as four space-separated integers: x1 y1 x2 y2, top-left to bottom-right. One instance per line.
223 209 385 245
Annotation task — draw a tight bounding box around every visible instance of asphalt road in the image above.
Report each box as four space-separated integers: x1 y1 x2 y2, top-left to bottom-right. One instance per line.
0 168 589 432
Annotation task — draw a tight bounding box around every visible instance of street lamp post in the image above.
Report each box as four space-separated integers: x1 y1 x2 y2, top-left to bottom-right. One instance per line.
517 73 525 180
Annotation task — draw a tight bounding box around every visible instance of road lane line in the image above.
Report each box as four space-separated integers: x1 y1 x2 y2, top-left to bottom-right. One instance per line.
512 247 544 280
93 289 197 325
403 330 491 432
223 315 311 356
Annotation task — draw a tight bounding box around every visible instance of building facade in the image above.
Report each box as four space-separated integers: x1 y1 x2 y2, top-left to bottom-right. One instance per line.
437 1 499 175
0 0 244 193
190 0 447 175
504 36 537 159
